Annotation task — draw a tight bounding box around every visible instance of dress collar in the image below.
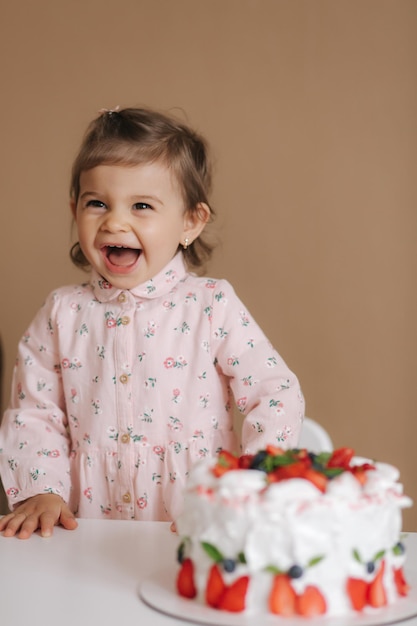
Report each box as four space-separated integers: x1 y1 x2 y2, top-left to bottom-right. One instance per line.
90 252 189 303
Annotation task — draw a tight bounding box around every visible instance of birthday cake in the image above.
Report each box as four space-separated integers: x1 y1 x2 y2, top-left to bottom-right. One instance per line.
175 446 412 617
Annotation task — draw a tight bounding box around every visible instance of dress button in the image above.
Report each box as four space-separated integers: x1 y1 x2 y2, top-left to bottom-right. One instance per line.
122 492 131 503
119 374 129 384
118 292 127 303
121 315 130 325
121 433 130 444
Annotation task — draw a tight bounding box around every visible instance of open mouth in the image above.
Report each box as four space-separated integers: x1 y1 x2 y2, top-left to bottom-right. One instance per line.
103 245 141 268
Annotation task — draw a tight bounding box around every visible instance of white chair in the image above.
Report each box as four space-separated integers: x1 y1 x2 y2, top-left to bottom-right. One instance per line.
298 417 333 453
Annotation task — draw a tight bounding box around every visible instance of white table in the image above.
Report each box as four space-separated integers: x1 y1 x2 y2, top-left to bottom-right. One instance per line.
0 520 182 625
1 520 417 626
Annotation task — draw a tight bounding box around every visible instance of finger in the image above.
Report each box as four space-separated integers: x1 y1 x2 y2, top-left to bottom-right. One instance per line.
170 521 177 533
2 511 31 538
38 510 61 538
60 512 78 532
0 513 16 532
17 512 44 540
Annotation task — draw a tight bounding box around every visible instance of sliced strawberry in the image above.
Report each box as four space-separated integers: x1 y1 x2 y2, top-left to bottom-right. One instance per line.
303 468 328 492
350 466 367 485
327 447 354 469
296 448 311 462
269 574 297 616
367 560 387 608
176 558 197 599
218 575 249 612
265 444 285 456
347 578 368 611
212 450 239 477
205 564 226 608
393 566 410 597
238 454 254 469
269 460 311 482
296 585 327 616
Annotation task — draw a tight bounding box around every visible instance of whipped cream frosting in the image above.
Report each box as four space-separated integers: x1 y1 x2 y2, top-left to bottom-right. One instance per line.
176 452 411 616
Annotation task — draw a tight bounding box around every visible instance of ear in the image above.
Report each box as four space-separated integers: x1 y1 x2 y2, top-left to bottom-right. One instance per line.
182 202 210 245
70 198 77 220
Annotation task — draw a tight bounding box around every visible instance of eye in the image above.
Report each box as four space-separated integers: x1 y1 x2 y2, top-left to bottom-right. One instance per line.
86 199 106 209
133 202 152 211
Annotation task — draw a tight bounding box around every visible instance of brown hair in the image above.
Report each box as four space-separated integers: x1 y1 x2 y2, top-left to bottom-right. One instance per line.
70 107 215 272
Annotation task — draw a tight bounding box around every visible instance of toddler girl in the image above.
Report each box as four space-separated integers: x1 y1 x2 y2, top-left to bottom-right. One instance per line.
0 107 304 538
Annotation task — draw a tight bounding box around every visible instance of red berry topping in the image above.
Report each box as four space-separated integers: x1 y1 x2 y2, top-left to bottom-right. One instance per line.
347 578 368 611
217 576 249 612
269 574 297 616
296 585 327 616
367 560 387 608
212 450 239 477
205 564 226 607
176 558 197 599
393 566 410 597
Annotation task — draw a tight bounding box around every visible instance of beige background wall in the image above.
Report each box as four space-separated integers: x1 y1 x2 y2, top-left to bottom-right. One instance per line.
1 1 416 528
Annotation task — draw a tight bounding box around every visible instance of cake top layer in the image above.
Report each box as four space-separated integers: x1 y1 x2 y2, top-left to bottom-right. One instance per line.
211 445 376 493
179 445 412 546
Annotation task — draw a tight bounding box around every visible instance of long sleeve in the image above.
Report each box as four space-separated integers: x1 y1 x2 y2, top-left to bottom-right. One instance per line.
209 280 304 453
0 292 71 509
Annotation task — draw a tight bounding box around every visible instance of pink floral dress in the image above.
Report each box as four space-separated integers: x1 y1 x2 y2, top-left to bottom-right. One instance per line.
0 253 304 520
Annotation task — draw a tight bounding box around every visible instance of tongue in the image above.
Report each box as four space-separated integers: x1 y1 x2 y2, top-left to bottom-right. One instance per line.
108 248 140 267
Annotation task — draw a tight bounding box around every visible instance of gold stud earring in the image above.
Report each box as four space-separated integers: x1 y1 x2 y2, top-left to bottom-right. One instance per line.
183 238 190 250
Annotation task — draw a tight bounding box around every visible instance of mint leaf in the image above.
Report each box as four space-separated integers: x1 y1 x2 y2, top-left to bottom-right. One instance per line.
238 551 247 564
308 555 325 568
201 542 224 562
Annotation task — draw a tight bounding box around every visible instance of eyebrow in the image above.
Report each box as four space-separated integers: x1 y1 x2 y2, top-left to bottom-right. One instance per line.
79 191 102 200
132 194 163 205
79 191 163 204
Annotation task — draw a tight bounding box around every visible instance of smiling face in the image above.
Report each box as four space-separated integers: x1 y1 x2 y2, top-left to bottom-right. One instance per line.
71 162 208 289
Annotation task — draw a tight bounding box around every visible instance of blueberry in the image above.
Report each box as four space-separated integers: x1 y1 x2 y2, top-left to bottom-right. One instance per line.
222 559 236 573
366 561 375 574
250 450 269 470
288 564 303 579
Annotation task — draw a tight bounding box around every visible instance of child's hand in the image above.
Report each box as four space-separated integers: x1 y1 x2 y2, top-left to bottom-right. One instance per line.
0 494 78 539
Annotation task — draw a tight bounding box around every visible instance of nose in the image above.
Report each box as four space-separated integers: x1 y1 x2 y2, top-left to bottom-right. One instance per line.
100 208 130 233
